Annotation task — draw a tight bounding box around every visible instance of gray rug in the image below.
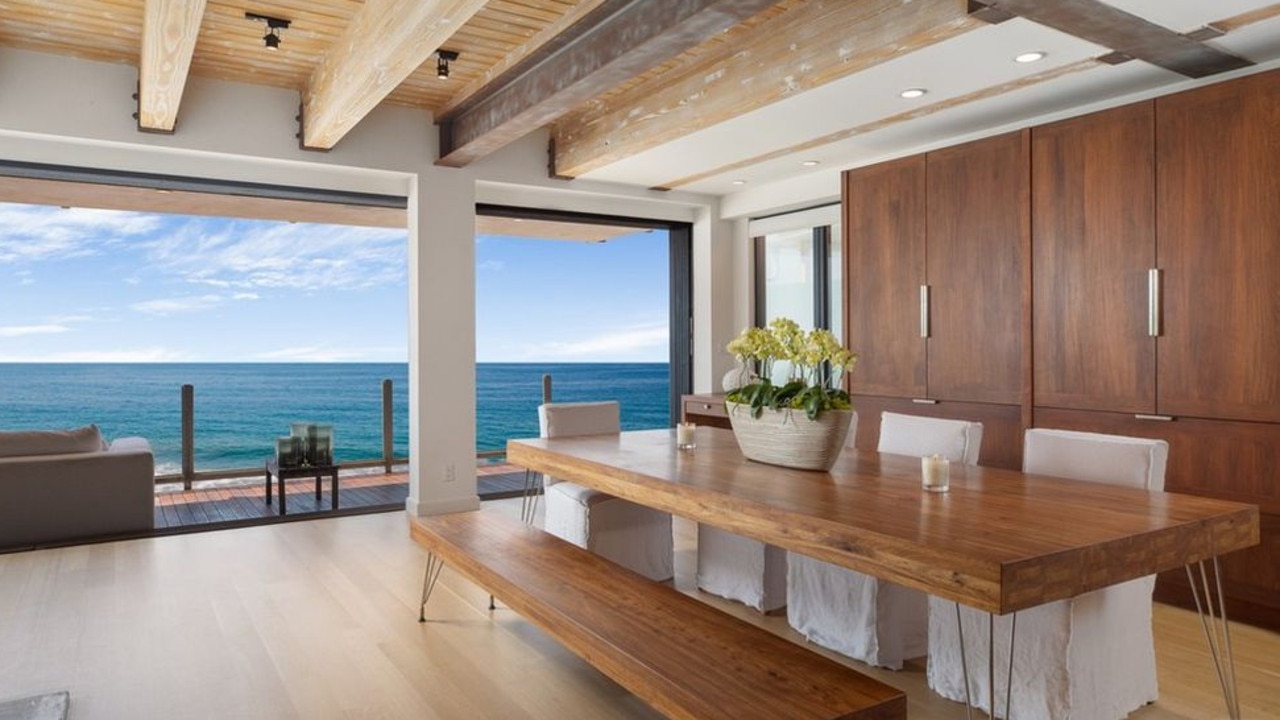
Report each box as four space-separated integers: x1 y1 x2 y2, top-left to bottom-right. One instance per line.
0 692 68 720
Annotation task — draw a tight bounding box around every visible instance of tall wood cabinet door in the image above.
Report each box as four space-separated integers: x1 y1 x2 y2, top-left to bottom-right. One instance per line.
926 131 1028 405
1032 103 1156 413
844 155 926 398
1157 71 1280 422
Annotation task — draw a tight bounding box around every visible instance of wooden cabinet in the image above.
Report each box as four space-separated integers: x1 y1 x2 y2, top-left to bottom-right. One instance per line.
681 394 731 430
843 132 1027 468
926 131 1028 406
1032 102 1156 414
843 155 927 399
1156 70 1280 423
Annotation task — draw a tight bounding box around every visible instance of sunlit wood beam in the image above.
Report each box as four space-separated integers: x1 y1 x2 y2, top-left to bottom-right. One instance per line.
550 0 981 179
138 0 208 132
436 0 780 168
302 0 488 150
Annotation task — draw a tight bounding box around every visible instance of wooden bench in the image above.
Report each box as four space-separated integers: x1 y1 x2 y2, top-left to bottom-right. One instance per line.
410 510 905 720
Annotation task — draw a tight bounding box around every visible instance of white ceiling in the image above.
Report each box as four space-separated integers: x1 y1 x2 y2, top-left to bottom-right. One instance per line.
576 0 1280 204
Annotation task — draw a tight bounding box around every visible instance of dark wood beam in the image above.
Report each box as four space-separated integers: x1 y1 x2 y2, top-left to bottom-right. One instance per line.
981 0 1252 78
435 0 779 168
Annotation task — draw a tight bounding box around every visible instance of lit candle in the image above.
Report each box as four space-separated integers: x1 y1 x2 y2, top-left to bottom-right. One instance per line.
677 422 696 450
922 453 950 492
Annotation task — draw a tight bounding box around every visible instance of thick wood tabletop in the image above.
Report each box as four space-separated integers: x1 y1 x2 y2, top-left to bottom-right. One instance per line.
507 427 1259 615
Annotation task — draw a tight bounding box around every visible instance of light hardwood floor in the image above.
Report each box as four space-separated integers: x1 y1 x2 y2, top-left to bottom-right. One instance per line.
0 498 1275 719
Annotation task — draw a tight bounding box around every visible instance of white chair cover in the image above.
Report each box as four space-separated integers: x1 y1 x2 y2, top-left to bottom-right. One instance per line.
927 428 1169 720
787 411 982 668
538 402 673 581
696 414 859 612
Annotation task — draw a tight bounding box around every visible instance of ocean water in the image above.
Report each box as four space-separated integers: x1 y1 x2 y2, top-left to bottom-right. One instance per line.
0 363 671 475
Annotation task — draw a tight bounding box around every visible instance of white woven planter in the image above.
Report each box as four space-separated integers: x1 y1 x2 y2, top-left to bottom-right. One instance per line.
725 401 853 472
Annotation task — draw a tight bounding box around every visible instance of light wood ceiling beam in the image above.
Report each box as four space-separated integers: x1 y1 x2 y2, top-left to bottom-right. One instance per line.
138 0 208 132
436 0 780 168
975 0 1253 78
301 0 489 150
550 0 981 179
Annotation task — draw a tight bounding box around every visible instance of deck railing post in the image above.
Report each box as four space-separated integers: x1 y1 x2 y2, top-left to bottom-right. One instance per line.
382 378 394 473
181 384 194 490
542 374 552 404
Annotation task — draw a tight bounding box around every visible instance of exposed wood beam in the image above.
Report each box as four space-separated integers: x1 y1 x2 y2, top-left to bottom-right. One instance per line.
435 0 612 120
977 0 1253 78
436 0 780 168
551 0 981 179
302 0 488 150
138 0 208 132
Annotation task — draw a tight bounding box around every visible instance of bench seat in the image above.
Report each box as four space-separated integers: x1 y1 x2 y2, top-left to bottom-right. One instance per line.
410 509 905 720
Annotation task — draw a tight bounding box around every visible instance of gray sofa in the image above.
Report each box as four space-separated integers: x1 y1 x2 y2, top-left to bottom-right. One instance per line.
0 426 155 550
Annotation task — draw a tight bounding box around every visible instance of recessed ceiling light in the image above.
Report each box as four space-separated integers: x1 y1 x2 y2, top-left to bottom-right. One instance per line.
899 88 927 99
731 180 747 186
801 160 820 167
1015 51 1046 63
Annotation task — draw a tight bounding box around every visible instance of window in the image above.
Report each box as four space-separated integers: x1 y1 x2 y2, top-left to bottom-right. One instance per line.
751 205 842 336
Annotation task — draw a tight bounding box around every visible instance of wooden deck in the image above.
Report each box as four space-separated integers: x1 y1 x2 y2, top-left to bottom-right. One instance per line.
152 463 531 534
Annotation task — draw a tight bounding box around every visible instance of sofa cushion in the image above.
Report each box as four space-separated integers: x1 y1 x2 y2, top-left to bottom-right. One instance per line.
0 425 106 458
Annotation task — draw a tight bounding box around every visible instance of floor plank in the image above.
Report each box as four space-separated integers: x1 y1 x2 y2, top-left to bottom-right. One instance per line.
0 499 1275 719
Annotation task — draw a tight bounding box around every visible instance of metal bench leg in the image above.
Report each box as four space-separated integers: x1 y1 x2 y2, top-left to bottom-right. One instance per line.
418 552 444 622
520 469 542 525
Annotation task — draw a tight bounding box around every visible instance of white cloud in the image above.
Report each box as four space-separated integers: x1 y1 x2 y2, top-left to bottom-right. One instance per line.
0 204 161 264
523 324 669 361
232 292 259 301
0 347 189 363
0 324 70 338
131 294 226 315
144 220 407 292
478 260 506 273
258 346 384 362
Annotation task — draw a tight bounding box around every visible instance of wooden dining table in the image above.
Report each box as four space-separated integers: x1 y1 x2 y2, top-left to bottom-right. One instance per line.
507 426 1259 615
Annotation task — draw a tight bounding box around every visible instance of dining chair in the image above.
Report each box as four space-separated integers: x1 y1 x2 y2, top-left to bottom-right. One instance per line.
786 411 983 669
926 428 1168 720
696 413 859 612
536 401 673 582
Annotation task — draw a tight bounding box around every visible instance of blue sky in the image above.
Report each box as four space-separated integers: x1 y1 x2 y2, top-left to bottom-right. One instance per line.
0 202 670 363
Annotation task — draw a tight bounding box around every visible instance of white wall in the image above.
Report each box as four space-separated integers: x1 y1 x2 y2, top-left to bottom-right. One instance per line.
0 47 754 514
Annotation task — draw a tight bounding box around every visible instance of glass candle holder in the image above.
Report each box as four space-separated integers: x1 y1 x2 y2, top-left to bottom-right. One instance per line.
922 453 950 493
677 421 696 451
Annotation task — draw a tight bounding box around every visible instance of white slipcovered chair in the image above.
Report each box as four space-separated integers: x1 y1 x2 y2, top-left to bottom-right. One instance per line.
696 413 859 612
787 411 983 669
927 428 1169 720
537 401 673 582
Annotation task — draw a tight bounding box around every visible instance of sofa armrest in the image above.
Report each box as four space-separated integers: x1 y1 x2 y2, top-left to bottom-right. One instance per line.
109 437 153 455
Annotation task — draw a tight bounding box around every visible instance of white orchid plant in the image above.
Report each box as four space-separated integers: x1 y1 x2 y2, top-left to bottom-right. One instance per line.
725 317 858 420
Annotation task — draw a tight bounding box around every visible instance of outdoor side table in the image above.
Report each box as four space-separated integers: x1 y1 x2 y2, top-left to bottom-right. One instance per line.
265 459 340 515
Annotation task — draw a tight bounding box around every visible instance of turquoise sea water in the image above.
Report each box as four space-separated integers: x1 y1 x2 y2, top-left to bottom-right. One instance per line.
0 363 671 475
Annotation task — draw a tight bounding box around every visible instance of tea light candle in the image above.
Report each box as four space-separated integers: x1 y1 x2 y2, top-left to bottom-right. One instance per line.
922 453 950 492
677 422 696 450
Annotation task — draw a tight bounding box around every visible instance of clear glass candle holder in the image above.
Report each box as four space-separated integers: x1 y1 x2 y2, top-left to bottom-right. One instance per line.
921 453 950 493
677 422 696 451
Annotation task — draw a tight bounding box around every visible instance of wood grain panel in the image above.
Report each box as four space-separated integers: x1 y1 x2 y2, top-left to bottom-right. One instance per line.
844 156 927 399
681 393 731 430
1156 70 1280 422
138 0 207 131
1156 511 1280 632
411 510 907 720
508 428 1259 614
925 131 1027 405
1032 102 1156 413
848 396 1022 470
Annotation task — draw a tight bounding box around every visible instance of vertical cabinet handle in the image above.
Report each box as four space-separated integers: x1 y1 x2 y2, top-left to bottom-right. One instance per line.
920 284 930 339
1148 268 1162 337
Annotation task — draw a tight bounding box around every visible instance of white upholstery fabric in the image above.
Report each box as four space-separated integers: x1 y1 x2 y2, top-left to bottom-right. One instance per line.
787 412 982 669
927 428 1169 720
538 402 673 582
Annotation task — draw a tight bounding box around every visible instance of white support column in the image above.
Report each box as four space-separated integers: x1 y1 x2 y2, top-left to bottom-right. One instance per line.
692 205 738 393
406 166 481 516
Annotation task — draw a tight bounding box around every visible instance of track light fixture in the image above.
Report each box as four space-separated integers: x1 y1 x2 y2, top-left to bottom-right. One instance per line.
436 50 459 80
245 12 291 51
